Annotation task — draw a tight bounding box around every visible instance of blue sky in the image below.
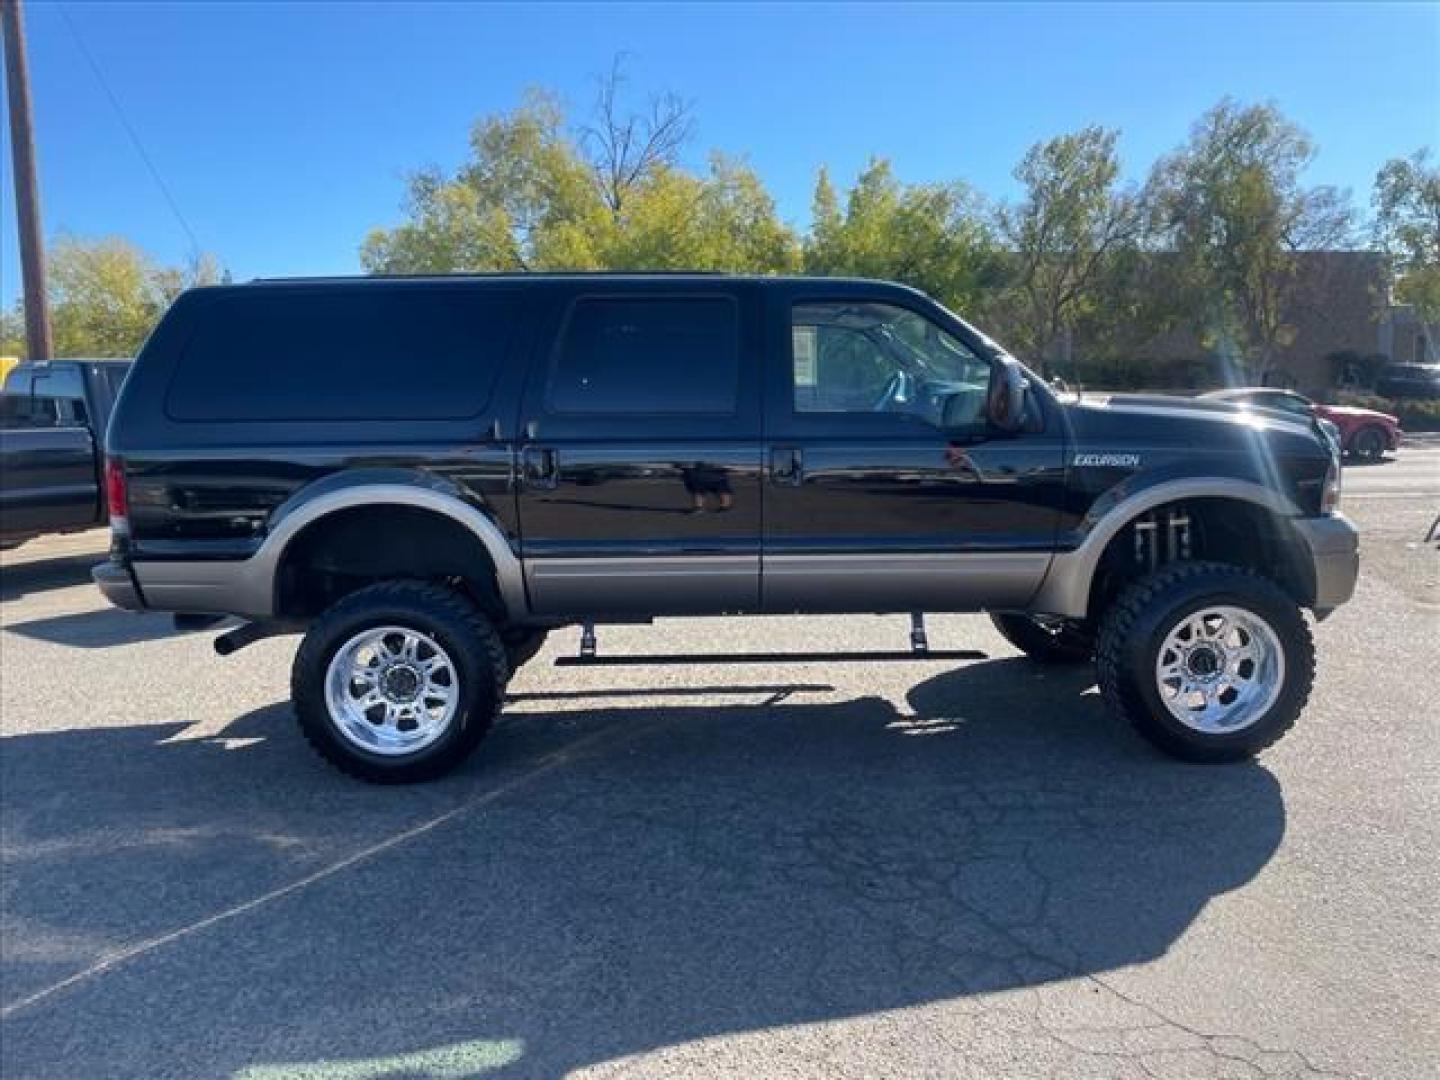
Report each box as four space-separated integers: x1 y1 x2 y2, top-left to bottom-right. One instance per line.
2 1 1437 306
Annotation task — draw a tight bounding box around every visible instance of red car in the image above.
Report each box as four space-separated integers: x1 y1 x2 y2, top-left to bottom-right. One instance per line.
1202 388 1402 461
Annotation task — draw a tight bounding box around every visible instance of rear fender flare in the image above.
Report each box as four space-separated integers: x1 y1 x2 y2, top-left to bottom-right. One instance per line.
262 470 526 619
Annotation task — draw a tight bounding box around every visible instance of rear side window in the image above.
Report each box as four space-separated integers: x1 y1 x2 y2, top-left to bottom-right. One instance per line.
548 297 738 414
2 368 88 427
165 288 520 422
0 392 73 428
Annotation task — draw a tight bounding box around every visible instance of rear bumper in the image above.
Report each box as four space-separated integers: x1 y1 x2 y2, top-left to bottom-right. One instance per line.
1292 513 1359 613
92 560 145 612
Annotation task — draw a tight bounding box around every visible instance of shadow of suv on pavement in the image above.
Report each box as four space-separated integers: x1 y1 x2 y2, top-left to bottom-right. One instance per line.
0 659 1283 1078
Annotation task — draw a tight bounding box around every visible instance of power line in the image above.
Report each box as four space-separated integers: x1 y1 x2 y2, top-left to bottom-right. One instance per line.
56 2 203 254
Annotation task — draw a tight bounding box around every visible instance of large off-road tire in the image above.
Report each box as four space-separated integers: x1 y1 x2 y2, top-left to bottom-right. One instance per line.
990 612 1094 664
1096 562 1314 762
291 580 507 783
501 628 549 675
1349 425 1387 462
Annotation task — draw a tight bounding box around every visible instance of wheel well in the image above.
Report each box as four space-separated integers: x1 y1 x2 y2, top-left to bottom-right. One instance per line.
275 505 505 620
1087 498 1314 618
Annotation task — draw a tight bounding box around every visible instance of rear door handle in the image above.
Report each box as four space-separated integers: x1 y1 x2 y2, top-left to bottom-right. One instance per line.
522 446 559 490
771 446 804 487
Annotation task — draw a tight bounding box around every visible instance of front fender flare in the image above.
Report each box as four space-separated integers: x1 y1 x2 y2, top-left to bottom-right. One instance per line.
1029 477 1301 619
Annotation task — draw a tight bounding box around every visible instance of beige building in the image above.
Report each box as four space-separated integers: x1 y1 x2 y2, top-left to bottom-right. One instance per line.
1379 302 1435 368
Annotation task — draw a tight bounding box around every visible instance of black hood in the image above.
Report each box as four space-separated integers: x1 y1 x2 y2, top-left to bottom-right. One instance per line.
1074 393 1318 437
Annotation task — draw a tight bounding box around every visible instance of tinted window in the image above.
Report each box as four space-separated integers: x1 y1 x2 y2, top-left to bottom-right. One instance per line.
0 392 62 428
4 368 88 427
548 297 738 414
166 288 520 422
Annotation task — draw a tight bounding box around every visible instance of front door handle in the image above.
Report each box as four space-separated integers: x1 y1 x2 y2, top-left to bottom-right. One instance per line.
522 446 560 490
771 446 804 487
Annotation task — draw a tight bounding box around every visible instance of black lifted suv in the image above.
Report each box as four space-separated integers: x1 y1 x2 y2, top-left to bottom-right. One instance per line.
95 274 1358 782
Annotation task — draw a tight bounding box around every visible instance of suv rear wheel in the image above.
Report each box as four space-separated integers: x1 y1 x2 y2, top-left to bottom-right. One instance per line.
1095 562 1313 762
990 612 1094 663
291 580 506 783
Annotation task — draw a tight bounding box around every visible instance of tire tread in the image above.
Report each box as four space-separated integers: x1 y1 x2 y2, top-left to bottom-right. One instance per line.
291 580 507 783
1095 561 1314 761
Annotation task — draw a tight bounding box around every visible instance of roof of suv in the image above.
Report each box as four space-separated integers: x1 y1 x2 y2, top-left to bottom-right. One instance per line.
245 272 923 291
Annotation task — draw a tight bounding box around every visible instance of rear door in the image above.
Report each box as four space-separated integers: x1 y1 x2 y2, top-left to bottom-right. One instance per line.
761 289 1067 613
515 283 763 616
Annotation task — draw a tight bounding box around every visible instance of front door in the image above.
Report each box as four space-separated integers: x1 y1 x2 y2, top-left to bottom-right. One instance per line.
516 286 763 616
761 293 1067 613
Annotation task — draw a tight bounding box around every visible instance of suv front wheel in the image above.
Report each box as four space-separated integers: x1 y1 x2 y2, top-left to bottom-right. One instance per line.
291 581 507 783
1095 562 1314 762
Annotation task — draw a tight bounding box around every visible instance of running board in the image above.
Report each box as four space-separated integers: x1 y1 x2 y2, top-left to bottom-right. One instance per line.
555 649 986 668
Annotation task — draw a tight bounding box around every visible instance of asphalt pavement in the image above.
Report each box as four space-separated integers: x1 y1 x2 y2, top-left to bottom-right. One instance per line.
1 445 1436 1078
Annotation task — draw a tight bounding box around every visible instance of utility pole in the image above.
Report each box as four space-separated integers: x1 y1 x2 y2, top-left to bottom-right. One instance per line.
2 0 53 360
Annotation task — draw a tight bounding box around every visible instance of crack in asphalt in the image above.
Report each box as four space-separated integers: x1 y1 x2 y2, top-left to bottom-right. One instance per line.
696 717 1348 1079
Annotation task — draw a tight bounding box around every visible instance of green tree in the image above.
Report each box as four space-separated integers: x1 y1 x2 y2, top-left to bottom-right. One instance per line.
362 66 798 276
1147 99 1355 383
361 91 607 273
998 126 1143 373
604 156 799 272
0 236 224 359
802 158 999 313
810 166 842 253
0 310 24 358
1068 247 1190 388
1373 148 1440 322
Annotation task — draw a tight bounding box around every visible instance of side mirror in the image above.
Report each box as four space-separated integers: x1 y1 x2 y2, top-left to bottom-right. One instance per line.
986 359 1029 432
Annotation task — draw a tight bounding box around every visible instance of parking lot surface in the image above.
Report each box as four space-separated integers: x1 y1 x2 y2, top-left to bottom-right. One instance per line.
1 446 1437 1079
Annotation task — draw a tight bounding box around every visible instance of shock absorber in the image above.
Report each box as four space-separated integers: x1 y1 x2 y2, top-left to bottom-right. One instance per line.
1134 514 1159 571
1166 508 1192 563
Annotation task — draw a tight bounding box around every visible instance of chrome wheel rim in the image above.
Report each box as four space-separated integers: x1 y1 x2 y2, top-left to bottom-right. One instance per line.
324 626 459 756
1154 606 1284 734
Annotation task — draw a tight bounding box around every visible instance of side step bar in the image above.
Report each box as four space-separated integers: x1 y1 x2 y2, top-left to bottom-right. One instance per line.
556 613 983 666
555 649 986 668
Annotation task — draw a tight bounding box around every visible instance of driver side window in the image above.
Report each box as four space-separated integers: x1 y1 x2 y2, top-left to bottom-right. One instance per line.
792 323 891 411
791 301 990 429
